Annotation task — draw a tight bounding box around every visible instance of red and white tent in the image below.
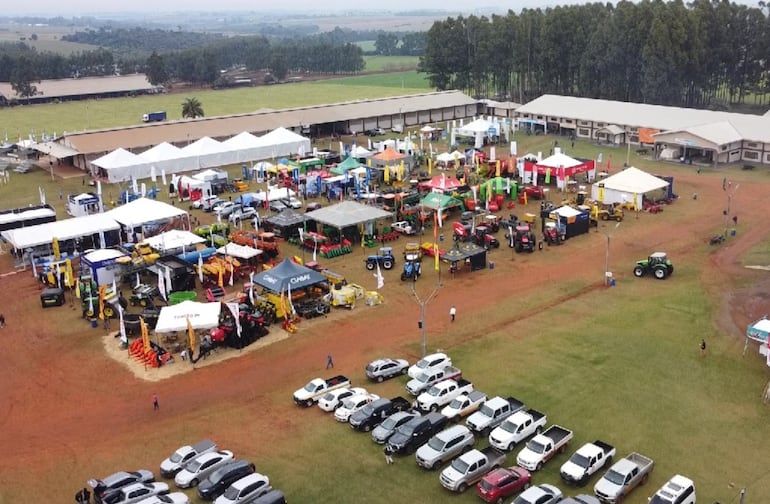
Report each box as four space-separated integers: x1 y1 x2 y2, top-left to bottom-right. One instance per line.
521 151 596 189
419 173 464 193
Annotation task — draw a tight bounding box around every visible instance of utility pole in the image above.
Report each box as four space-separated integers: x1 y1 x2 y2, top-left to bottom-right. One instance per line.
410 270 441 358
603 222 621 286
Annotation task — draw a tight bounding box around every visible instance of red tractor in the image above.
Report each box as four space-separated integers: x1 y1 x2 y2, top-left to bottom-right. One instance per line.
473 225 500 249
453 222 473 242
542 221 566 246
508 224 537 253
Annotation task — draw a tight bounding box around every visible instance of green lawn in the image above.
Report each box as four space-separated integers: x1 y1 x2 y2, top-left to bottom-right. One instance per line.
355 40 376 52
323 71 429 89
363 55 419 72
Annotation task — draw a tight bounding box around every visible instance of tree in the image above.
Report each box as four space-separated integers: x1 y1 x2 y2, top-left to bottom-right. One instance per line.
10 55 39 102
375 32 399 56
181 97 204 118
145 51 169 86
269 51 289 81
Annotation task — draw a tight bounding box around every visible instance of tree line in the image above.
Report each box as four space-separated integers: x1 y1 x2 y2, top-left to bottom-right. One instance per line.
418 0 770 108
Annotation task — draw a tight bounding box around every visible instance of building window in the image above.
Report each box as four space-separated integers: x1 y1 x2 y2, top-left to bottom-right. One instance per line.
536 115 544 120
578 120 590 127
629 135 639 143
721 146 728 151
743 150 759 160
745 142 758 148
596 122 606 127
629 127 638 133
564 119 574 124
578 128 590 136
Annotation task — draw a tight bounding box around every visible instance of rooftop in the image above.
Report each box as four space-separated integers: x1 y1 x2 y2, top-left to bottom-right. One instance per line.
0 74 156 101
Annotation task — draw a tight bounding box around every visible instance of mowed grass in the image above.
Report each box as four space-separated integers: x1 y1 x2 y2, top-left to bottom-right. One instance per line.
363 55 419 72
356 40 376 52
0 79 429 138
324 70 429 89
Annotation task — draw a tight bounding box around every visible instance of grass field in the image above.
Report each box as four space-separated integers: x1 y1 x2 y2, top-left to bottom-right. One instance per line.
0 78 430 138
363 55 419 72
0 23 96 55
356 40 376 52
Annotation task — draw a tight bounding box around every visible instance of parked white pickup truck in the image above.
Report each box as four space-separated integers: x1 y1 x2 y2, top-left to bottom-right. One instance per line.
594 452 654 503
560 440 616 486
489 408 547 451
406 366 462 396
416 378 474 412
439 446 506 492
293 375 351 407
441 391 487 421
407 352 451 379
159 439 217 478
516 425 573 471
466 396 525 436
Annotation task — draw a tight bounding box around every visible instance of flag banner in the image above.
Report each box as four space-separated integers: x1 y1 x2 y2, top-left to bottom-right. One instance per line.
135 273 141 289
248 272 255 305
88 292 94 317
164 266 173 297
433 212 440 271
198 254 204 284
226 302 242 338
161 170 167 186
545 168 551 184
511 141 517 156
157 268 166 301
287 282 296 317
118 306 127 345
75 280 81 299
376 262 385 289
150 166 157 182
141 183 147 197
187 317 197 355
141 317 150 353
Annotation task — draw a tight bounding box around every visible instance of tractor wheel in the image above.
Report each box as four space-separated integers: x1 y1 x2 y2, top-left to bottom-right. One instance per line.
401 273 406 281
383 259 393 270
654 267 667 280
103 306 115 318
84 308 95 318
601 213 609 221
366 262 375 271
140 298 148 307
633 266 645 277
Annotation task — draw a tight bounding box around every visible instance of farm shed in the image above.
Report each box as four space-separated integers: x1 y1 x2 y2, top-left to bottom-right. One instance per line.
591 167 669 210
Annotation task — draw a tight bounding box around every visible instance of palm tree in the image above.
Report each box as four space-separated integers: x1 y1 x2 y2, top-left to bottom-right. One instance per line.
181 97 204 119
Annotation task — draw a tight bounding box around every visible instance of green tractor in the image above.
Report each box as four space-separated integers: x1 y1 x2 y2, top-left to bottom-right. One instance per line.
633 252 674 280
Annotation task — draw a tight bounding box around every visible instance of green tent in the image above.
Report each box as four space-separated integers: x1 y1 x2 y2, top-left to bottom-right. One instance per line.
420 192 464 211
330 157 363 176
479 177 517 200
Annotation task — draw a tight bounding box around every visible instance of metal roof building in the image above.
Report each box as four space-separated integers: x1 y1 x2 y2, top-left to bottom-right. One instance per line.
514 94 770 166
0 74 159 104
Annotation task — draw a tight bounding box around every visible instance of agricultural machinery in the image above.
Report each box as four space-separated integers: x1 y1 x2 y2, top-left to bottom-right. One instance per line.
633 252 674 280
365 247 395 271
508 224 537 252
453 222 473 242
597 205 624 222
130 284 158 307
473 225 500 249
542 221 566 246
401 251 422 281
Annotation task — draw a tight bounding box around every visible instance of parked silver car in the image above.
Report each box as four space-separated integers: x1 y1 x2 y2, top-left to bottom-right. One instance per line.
174 450 234 488
371 411 420 444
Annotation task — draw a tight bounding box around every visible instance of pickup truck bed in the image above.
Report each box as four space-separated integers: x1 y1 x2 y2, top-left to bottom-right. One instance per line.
546 425 572 444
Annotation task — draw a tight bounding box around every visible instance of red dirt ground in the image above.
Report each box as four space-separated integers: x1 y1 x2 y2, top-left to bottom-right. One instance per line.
0 167 768 500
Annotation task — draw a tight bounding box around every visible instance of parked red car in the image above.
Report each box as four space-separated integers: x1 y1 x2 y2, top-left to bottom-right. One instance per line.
477 466 532 503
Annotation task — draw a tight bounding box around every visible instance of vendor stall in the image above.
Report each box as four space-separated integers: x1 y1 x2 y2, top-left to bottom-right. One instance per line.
80 248 129 286
591 167 669 209
549 205 590 239
154 300 223 333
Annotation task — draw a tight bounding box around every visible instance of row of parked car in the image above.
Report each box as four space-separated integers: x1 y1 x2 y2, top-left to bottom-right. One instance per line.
85 439 285 504
294 352 698 504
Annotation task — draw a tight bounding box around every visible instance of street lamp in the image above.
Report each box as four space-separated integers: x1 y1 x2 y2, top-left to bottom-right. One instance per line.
603 222 621 286
410 271 441 358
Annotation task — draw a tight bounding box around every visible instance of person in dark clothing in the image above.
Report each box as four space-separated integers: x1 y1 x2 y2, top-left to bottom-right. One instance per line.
0 313 5 327
153 393 159 410
326 354 334 369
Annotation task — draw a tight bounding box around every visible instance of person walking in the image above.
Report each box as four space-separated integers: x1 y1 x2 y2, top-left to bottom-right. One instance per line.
700 339 707 357
326 354 334 369
0 313 5 328
152 393 159 410
82 487 91 504
384 445 394 465
450 305 456 322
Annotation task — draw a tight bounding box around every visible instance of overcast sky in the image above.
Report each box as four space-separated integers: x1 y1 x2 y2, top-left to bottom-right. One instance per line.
12 0 577 16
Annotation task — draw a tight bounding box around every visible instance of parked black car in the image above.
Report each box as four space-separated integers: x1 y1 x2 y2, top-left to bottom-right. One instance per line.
88 470 155 504
197 460 256 501
386 412 449 454
349 397 411 432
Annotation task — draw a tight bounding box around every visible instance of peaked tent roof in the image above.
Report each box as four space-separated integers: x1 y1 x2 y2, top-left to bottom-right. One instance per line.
372 147 406 161
331 157 363 175
91 148 142 169
0 213 120 249
216 242 262 260
350 145 372 158
655 121 744 146
154 300 222 333
222 131 262 149
536 152 584 169
257 126 308 145
457 118 495 134
138 142 182 162
421 192 463 210
179 136 226 156
107 197 188 227
423 174 464 192
307 201 392 229
265 209 306 228
252 258 326 292
595 167 669 194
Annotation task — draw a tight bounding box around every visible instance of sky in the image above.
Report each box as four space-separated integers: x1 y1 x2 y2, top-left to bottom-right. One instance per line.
11 0 576 16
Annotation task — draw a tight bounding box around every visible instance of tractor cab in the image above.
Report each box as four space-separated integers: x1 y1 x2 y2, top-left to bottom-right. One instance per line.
512 224 536 252
473 225 500 249
543 221 565 246
483 214 501 233
366 247 395 271
453 221 472 242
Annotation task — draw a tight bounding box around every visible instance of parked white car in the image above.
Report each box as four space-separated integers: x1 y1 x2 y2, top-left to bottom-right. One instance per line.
213 201 237 217
648 474 696 504
174 450 234 488
282 196 303 209
101 482 169 504
407 352 451 379
229 207 257 224
135 494 190 504
334 393 380 422
214 473 272 504
317 387 367 412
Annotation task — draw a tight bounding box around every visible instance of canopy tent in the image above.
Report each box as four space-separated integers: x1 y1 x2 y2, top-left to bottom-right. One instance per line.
222 132 268 163
257 127 311 158
420 173 464 193
251 258 326 293
455 118 498 148
371 147 406 164
420 192 463 211
306 201 392 229
0 213 120 250
522 151 596 189
265 209 306 228
435 152 455 164
747 317 770 344
330 157 363 175
143 230 205 254
440 242 487 271
107 198 189 235
549 205 591 238
193 169 227 182
91 148 143 181
254 187 296 203
80 248 128 286
217 242 262 260
178 136 235 170
350 145 373 158
154 300 223 333
137 142 183 178
591 167 669 209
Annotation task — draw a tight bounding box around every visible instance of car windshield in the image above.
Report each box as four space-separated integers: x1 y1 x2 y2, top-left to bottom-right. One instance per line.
526 440 546 454
427 436 446 451
416 358 429 369
186 459 203 472
604 469 626 485
428 386 441 396
321 392 335 401
478 479 495 491
169 451 184 463
513 495 532 504
451 458 469 474
380 417 398 430
341 398 356 410
570 453 590 468
479 404 494 417
399 422 417 435
222 485 241 500
303 382 317 392
649 494 675 504
366 364 377 373
361 403 375 415
500 420 518 433
416 373 431 383
448 398 464 409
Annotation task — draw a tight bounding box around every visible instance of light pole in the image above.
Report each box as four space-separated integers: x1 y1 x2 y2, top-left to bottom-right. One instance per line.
410 271 441 358
723 181 739 237
603 222 621 286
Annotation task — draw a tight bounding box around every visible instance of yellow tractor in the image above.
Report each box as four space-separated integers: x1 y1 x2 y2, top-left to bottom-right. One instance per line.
596 205 624 222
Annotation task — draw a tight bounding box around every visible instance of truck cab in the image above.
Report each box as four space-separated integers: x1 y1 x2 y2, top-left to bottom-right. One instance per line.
648 474 696 504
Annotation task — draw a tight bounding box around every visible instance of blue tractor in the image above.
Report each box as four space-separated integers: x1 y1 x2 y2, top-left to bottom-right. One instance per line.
401 253 422 281
365 247 395 271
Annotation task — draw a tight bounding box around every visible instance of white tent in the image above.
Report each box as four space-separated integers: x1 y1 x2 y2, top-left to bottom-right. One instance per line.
591 167 669 209
216 242 262 260
154 300 223 333
193 169 227 182
91 148 143 180
143 230 205 254
435 152 456 164
137 142 183 179
350 145 373 158
0 213 120 250
536 152 584 169
222 132 266 163
455 118 498 148
257 127 311 158
107 197 188 229
178 137 235 169
552 205 583 218
254 187 296 202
